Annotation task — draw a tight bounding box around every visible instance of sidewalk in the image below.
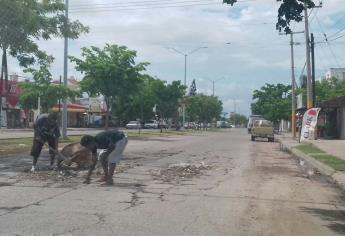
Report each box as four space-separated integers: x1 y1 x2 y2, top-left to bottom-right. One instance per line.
278 133 345 160
309 139 345 161
277 133 345 191
0 127 105 132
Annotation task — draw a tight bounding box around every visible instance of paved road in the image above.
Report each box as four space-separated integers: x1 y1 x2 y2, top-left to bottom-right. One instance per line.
0 129 345 235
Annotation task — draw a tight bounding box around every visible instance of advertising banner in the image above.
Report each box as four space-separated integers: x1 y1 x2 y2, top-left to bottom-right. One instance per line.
300 108 321 142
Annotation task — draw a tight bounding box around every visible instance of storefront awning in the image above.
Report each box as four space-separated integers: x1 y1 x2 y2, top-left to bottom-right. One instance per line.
51 104 88 113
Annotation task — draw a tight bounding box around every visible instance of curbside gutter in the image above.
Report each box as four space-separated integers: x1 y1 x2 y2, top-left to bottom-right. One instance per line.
277 136 345 191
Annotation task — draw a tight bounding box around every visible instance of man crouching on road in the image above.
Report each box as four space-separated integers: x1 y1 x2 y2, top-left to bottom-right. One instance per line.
30 113 60 172
80 130 128 185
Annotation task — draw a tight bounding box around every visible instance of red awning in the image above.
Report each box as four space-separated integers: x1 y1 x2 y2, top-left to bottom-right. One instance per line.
51 104 88 113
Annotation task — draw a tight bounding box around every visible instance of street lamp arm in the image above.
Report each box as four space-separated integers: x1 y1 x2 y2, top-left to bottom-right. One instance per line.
166 47 186 56
215 77 226 83
188 46 208 55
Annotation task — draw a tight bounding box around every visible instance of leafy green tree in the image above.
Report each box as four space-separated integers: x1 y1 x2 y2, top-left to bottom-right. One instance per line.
251 83 291 123
297 77 345 107
70 44 149 128
0 0 88 117
156 80 186 121
186 94 223 124
0 0 88 74
20 64 78 112
111 75 186 127
113 75 161 125
223 0 315 33
229 113 248 127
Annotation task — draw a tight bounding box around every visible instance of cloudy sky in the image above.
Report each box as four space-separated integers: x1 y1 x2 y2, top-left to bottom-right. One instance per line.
8 0 345 116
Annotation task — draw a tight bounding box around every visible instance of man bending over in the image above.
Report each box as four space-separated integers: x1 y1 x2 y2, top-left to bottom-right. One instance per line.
30 113 60 172
80 130 128 185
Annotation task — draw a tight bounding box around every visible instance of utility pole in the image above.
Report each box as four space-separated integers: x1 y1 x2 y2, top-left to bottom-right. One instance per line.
311 33 316 106
304 1 322 108
290 33 297 139
280 30 303 139
62 0 69 139
290 31 303 138
304 2 313 109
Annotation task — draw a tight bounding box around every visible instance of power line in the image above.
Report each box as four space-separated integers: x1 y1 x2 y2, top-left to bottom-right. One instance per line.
71 0 209 7
314 40 330 75
315 15 341 68
329 32 345 42
327 25 345 40
309 7 319 24
70 0 216 10
69 0 256 13
298 61 307 85
69 2 225 13
70 0 254 8
330 12 345 28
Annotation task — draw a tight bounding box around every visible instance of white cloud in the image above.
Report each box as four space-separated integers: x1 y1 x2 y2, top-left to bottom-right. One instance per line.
6 0 345 116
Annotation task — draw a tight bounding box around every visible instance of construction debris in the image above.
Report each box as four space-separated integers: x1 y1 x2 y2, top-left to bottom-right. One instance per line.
150 162 212 183
17 169 85 184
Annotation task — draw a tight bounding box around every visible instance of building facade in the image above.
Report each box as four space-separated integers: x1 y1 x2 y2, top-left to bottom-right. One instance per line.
325 68 345 80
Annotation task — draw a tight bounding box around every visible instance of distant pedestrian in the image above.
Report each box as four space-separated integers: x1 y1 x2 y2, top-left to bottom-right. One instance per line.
30 113 60 172
80 130 128 185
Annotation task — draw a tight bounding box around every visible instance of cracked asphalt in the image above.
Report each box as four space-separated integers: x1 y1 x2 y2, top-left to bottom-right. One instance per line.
1 128 345 236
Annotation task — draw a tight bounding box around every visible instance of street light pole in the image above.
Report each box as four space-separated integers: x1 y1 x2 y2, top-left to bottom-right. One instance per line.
167 46 207 128
208 78 225 97
184 55 187 86
62 0 69 139
212 81 215 96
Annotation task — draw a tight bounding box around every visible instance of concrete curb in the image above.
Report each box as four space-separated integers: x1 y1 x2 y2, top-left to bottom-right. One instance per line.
290 148 335 176
277 136 345 191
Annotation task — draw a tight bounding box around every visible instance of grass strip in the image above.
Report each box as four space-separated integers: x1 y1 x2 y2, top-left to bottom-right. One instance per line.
296 144 345 171
0 130 190 156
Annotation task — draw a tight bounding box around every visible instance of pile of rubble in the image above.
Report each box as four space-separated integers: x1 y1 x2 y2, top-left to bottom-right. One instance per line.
17 169 84 183
151 162 212 183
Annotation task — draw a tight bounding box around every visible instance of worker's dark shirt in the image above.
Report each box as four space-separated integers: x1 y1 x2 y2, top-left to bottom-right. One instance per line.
95 130 125 150
34 114 60 141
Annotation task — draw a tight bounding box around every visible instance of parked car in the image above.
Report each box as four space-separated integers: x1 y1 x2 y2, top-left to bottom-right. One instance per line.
144 120 159 129
251 119 274 142
126 121 141 129
247 115 263 133
216 121 232 128
184 122 196 129
159 120 168 129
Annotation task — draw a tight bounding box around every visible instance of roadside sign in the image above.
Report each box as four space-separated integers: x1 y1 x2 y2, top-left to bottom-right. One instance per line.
300 108 321 142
